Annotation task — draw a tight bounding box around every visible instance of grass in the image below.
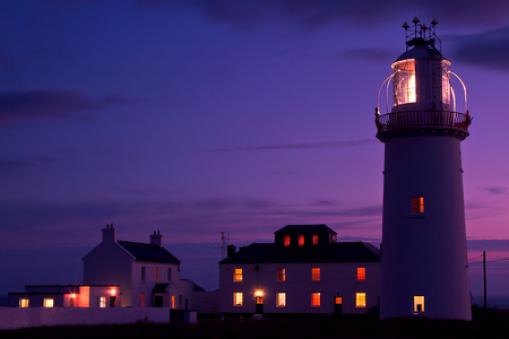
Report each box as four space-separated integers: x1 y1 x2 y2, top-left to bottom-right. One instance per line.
1 307 508 339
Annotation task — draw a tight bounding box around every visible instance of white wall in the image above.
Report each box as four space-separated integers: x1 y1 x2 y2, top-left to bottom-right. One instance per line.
0 307 169 330
131 262 180 308
219 263 379 314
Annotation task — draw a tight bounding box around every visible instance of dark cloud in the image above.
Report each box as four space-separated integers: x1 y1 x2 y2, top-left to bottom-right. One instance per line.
0 156 58 174
484 186 508 195
0 90 128 125
139 0 509 29
209 139 376 152
449 27 509 70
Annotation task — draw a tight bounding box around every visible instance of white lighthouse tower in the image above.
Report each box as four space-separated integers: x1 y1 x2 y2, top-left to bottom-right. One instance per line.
375 18 472 320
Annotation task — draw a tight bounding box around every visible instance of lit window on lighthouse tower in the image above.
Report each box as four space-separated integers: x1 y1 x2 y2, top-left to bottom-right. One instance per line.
393 59 416 105
411 196 425 214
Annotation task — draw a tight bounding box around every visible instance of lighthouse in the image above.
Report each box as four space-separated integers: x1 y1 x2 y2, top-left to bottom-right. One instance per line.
375 18 472 320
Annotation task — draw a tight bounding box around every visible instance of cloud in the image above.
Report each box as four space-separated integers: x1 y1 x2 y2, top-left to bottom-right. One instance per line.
209 139 376 152
139 0 509 29
449 27 509 70
484 186 508 195
0 156 58 174
0 90 128 125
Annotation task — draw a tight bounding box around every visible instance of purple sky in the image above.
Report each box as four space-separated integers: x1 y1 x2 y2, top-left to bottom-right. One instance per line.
1 1 509 300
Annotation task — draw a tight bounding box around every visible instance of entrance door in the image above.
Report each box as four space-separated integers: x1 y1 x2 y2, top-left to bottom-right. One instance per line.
334 295 343 315
255 296 264 314
153 295 164 307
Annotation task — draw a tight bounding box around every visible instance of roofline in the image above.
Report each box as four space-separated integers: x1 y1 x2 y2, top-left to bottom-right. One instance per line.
25 284 120 288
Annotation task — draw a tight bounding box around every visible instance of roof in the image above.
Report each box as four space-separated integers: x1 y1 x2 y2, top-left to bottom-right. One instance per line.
275 224 337 235
395 38 443 62
220 242 380 264
117 241 180 264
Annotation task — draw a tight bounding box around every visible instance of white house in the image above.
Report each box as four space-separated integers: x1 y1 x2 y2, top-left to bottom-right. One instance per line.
83 224 197 309
218 225 380 315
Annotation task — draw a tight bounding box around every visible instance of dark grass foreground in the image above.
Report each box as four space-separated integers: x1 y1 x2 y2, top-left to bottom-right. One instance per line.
2 308 508 339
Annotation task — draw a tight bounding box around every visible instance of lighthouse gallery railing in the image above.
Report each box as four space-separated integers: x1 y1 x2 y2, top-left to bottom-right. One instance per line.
375 111 471 134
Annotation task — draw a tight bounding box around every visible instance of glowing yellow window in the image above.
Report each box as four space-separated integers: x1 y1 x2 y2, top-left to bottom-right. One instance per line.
171 295 175 309
283 235 291 247
335 296 343 305
298 235 305 247
19 298 29 308
311 268 321 281
413 295 425 314
277 268 286 282
312 234 319 246
233 268 243 282
43 298 54 308
233 292 243 307
311 292 321 308
99 296 107 308
276 292 286 308
356 267 366 281
411 196 425 214
355 292 366 309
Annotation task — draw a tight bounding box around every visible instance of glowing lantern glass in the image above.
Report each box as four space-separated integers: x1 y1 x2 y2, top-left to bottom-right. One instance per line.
392 59 416 105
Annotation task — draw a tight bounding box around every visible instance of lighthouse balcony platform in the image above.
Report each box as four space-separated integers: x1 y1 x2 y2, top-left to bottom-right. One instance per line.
375 110 471 140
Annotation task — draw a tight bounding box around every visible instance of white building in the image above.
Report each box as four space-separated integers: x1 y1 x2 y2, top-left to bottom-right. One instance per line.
375 19 472 320
83 224 197 309
219 225 380 315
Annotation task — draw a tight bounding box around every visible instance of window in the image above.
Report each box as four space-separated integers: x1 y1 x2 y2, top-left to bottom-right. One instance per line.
312 234 319 246
140 293 145 307
99 296 107 308
43 298 54 308
167 268 172 282
276 292 286 308
356 267 366 281
141 266 146 282
335 296 343 305
283 235 291 247
411 196 425 214
311 292 321 307
413 296 425 314
355 292 367 308
19 298 29 308
330 234 337 243
392 58 416 105
233 268 243 282
277 268 286 282
311 268 321 282
155 267 160 282
233 292 243 307
298 235 305 247
179 295 183 308
171 295 175 309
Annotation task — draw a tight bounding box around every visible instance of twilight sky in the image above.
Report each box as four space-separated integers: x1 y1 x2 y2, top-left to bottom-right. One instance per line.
1 0 509 300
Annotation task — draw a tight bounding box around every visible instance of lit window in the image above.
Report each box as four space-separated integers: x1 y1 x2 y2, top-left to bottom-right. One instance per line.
284 235 291 247
254 289 264 305
233 268 243 282
298 235 305 247
411 196 425 214
43 298 54 308
311 292 321 307
141 266 146 282
392 58 416 105
413 295 425 314
355 292 366 308
312 235 319 246
356 267 366 281
311 268 321 282
277 268 286 282
19 298 29 308
441 60 451 107
335 296 343 305
99 296 107 308
171 295 175 309
233 292 243 307
276 292 286 308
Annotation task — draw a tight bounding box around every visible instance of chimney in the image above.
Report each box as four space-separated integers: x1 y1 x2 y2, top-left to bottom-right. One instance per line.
150 230 162 247
102 224 115 243
226 244 236 258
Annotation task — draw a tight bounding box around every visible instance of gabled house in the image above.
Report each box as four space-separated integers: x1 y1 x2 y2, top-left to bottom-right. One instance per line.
83 224 194 309
219 224 380 315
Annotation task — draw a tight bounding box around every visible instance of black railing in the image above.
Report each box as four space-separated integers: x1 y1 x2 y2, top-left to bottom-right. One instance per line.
375 111 471 136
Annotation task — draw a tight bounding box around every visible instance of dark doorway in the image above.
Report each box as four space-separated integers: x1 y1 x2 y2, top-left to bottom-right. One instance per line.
153 295 164 307
109 296 116 308
334 295 343 315
255 296 264 314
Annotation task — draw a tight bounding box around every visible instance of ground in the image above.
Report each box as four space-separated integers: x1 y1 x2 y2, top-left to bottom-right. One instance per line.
1 308 507 339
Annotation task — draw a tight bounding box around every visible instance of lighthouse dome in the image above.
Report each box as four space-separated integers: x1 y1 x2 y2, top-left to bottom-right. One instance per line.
395 37 443 62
